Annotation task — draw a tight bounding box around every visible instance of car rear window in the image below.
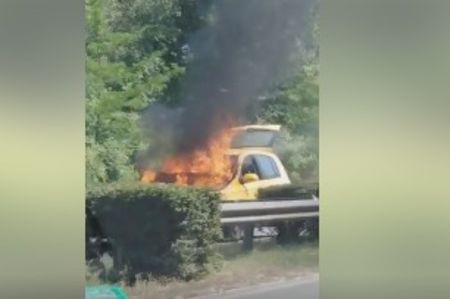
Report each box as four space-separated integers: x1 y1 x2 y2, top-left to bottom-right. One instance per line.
231 130 277 148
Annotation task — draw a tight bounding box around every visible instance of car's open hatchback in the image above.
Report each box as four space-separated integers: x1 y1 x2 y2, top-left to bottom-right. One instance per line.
230 125 281 149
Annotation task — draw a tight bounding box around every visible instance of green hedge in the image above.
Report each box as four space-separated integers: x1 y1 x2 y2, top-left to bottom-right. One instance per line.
86 183 222 283
257 184 318 199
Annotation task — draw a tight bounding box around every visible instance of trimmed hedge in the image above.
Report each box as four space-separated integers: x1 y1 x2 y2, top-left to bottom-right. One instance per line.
257 184 318 200
86 183 222 283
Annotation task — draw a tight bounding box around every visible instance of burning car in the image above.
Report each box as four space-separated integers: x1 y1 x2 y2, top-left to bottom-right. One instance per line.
140 125 291 201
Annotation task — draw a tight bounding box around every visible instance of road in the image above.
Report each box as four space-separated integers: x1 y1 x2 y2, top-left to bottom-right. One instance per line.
201 276 318 299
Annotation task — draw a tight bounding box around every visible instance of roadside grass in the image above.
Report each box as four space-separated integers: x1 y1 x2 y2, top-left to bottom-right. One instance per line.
120 241 318 299
221 241 318 272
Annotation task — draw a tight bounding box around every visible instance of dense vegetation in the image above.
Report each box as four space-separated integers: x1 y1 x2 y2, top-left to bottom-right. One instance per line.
86 0 319 189
86 1 319 283
86 183 222 283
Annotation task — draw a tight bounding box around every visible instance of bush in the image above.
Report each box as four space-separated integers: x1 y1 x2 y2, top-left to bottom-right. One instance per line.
258 184 318 199
86 183 222 284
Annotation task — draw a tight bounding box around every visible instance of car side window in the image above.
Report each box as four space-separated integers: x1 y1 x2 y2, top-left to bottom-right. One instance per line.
241 155 259 176
254 155 280 179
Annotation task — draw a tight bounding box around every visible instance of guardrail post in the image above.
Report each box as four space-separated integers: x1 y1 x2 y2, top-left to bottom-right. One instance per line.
242 224 254 251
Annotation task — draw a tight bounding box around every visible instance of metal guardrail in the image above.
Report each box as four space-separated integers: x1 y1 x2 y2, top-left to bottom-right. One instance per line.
220 196 319 225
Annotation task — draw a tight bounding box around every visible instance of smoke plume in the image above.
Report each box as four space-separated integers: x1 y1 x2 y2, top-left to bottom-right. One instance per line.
139 0 316 167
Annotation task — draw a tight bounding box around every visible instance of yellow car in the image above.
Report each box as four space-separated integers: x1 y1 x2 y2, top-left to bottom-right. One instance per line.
220 125 291 201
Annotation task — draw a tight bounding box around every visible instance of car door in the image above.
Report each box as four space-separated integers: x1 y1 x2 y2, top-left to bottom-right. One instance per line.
240 154 285 199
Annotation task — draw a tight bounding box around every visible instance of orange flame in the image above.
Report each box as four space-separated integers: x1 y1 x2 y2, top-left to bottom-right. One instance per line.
140 127 235 188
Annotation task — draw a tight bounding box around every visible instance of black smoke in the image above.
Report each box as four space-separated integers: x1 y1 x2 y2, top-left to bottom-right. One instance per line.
139 0 317 167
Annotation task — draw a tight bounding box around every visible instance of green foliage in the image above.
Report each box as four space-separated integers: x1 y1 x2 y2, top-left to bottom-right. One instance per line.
86 0 319 188
255 3 319 184
85 0 209 188
257 64 319 184
258 184 318 200
86 183 222 283
275 130 318 184
85 0 320 284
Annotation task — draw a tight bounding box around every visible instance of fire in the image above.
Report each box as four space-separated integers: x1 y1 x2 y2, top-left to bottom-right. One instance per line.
140 127 235 188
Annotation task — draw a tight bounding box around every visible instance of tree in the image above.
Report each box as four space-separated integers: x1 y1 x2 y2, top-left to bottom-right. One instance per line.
86 0 319 188
85 0 209 187
255 6 319 184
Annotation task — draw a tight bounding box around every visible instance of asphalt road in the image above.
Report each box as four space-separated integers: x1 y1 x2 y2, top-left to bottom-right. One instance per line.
202 276 318 299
